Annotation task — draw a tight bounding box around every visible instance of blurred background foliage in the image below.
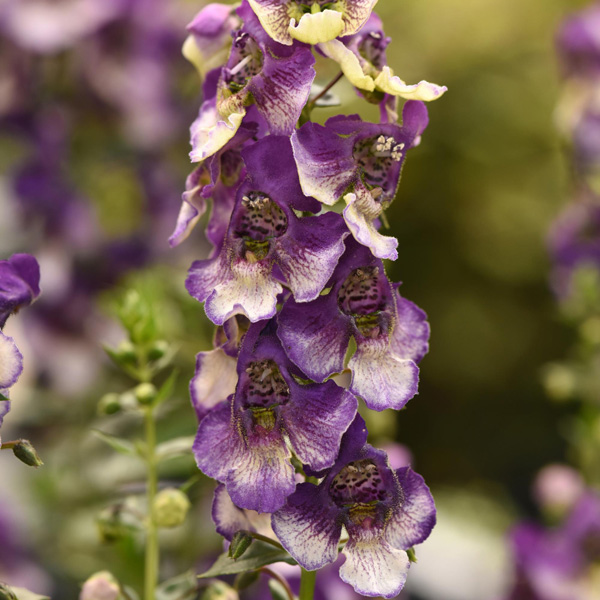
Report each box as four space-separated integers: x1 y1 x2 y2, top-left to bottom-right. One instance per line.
0 0 593 598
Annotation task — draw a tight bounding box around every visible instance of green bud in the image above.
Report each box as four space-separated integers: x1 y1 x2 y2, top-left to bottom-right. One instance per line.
13 439 43 468
148 340 169 361
0 583 17 600
228 531 253 560
98 393 122 415
135 383 157 406
80 571 120 600
406 547 417 563
201 581 238 600
153 488 191 528
116 340 137 364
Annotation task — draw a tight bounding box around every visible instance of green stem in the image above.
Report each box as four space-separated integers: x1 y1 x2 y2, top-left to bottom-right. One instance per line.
299 568 316 600
144 406 159 600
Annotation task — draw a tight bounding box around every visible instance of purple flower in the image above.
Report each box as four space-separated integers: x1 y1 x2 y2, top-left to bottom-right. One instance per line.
212 483 274 541
277 239 429 411
247 0 377 46
189 1 315 162
319 13 446 104
183 3 242 79
190 315 249 423
193 321 358 512
291 102 429 260
556 2 600 79
186 135 348 325
0 254 40 329
272 415 436 598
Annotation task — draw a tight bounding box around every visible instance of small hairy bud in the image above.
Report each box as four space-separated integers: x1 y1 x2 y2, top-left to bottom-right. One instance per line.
80 571 120 600
201 581 238 600
134 383 157 406
13 439 43 468
98 394 122 415
153 488 191 528
228 531 253 560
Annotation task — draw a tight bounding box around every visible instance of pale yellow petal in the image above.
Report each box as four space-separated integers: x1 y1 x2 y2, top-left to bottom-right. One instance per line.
289 10 344 45
374 66 447 102
318 40 375 92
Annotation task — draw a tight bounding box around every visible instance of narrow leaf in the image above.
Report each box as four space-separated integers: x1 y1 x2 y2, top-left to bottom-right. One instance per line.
155 436 195 462
92 430 137 456
10 587 50 600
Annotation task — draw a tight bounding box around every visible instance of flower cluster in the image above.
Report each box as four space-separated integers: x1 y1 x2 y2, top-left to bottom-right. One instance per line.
0 254 40 442
173 1 445 596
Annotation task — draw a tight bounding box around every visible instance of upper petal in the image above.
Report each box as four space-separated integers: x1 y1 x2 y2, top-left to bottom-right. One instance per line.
247 0 294 46
272 482 342 570
340 0 379 38
385 467 436 550
0 332 23 390
0 253 41 328
289 10 344 45
282 382 357 471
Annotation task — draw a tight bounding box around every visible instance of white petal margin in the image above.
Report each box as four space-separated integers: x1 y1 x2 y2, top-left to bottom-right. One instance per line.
169 188 207 247
189 100 246 162
212 484 274 540
318 40 375 92
340 534 410 598
343 193 398 261
374 66 447 102
289 10 344 45
204 259 283 325
190 348 238 421
0 331 23 389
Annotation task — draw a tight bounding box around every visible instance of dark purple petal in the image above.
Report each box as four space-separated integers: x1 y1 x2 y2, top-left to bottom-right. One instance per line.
385 467 436 550
212 484 274 540
169 166 209 248
349 336 419 411
389 291 430 363
281 382 357 471
400 100 430 145
277 293 351 383
272 482 342 570
0 254 41 328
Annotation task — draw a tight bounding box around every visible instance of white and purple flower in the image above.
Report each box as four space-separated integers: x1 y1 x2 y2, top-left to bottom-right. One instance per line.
272 415 436 598
291 101 429 259
277 239 429 411
186 135 348 325
189 0 315 162
193 321 358 513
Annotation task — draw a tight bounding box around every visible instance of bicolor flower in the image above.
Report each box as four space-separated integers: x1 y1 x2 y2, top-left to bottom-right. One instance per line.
277 239 429 411
189 1 315 162
190 315 249 423
186 135 348 325
272 415 436 598
318 13 447 103
247 0 377 46
183 3 241 79
291 101 429 259
193 322 358 512
212 483 274 541
170 114 261 249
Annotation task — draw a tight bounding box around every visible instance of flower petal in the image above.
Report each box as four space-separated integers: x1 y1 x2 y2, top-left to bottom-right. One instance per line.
282 382 357 471
389 291 430 363
275 212 348 302
247 0 294 46
277 294 351 383
374 66 447 102
0 332 23 389
318 39 375 91
0 253 41 327
289 10 344 45
349 336 419 411
343 193 398 261
169 166 209 247
385 467 436 550
291 123 357 206
340 530 410 598
272 482 342 570
212 484 274 540
190 348 238 422
189 97 246 163
340 0 379 38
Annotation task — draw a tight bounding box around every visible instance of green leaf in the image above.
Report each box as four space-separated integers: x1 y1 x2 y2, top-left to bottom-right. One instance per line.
154 369 178 406
92 430 137 456
0 393 8 402
156 571 197 600
156 436 195 462
10 587 50 600
198 541 296 579
268 579 289 600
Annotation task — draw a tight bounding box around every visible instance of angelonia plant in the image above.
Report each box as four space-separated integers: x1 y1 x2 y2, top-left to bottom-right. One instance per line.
169 0 446 598
503 3 600 598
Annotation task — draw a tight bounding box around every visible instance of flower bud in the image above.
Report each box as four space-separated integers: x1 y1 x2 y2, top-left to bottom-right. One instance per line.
97 506 129 543
0 583 17 600
200 581 238 600
80 571 120 600
228 531 253 560
134 383 157 406
98 394 122 415
115 341 137 364
13 439 43 468
153 488 191 528
148 340 169 361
